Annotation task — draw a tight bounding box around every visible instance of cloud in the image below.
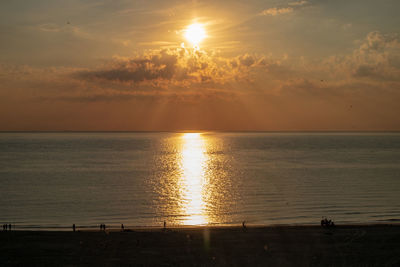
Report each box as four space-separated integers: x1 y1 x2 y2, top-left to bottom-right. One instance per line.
76 51 177 83
3 31 400 108
261 7 293 16
342 23 352 30
260 0 310 16
238 54 256 66
350 31 400 80
74 48 266 87
0 50 270 106
360 31 398 52
297 31 400 84
288 1 308 6
34 23 92 40
38 23 62 32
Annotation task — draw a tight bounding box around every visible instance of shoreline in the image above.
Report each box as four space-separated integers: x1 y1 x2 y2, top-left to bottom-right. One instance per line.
4 222 400 232
2 224 399 266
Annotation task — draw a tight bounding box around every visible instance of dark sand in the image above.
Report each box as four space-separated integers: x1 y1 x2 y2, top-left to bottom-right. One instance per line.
1 225 400 266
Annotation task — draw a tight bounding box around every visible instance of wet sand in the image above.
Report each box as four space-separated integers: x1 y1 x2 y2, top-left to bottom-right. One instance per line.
1 225 399 266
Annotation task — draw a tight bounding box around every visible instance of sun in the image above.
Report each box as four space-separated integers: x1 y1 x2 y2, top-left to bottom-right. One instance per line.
184 23 206 47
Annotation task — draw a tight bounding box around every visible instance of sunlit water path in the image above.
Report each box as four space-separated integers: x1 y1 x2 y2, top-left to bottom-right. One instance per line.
1 132 400 230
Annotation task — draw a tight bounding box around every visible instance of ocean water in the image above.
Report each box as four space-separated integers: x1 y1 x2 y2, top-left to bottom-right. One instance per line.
0 132 399 230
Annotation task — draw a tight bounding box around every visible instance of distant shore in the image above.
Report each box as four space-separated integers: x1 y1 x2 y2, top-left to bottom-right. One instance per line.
1 225 399 266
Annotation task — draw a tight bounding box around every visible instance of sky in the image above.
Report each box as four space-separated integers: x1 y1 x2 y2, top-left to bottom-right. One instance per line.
1 0 400 131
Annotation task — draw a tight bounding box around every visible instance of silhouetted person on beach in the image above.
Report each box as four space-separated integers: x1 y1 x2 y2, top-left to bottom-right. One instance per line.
242 221 246 229
164 221 166 229
321 217 335 227
8 224 11 231
73 224 76 232
121 224 124 231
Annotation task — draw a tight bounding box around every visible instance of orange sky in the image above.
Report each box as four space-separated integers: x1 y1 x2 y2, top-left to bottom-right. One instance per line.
1 0 400 131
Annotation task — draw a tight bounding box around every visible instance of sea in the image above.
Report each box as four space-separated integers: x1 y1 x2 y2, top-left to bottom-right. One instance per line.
1 132 399 230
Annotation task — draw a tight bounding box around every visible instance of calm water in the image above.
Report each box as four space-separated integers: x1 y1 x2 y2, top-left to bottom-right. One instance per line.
1 132 400 230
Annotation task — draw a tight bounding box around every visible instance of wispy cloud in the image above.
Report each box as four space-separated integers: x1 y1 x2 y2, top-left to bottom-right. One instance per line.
260 0 310 16
288 1 309 6
35 23 93 39
37 23 62 32
260 7 293 16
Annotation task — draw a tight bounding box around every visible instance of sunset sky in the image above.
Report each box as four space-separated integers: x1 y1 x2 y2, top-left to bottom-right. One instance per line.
1 0 399 131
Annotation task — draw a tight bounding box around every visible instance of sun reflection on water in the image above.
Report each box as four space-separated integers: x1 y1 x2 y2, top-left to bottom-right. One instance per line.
179 133 208 225
154 132 234 226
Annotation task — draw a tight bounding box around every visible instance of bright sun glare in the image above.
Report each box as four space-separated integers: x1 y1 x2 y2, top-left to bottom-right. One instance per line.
184 23 206 47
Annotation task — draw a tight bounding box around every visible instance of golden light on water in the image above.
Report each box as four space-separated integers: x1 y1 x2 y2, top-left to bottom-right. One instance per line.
155 132 234 226
179 133 208 225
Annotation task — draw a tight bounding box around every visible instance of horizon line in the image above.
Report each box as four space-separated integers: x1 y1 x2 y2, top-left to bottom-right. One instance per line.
1 130 400 133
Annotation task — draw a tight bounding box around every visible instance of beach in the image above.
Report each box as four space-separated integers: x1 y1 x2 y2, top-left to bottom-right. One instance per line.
1 225 399 266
